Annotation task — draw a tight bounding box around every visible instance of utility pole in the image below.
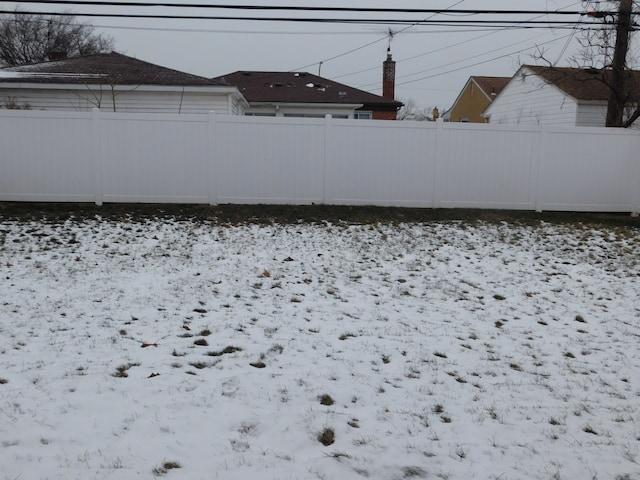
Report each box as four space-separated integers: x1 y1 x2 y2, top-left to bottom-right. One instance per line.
606 0 633 126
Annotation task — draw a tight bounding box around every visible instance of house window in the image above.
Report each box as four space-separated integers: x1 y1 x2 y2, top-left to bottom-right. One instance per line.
283 113 325 118
245 112 276 116
354 111 372 120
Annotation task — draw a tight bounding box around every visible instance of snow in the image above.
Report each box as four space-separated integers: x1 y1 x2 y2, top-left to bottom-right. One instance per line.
0 217 639 480
0 70 104 79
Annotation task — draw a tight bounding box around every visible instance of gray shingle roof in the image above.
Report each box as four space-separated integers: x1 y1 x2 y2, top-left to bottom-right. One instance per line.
214 71 402 109
1 52 225 87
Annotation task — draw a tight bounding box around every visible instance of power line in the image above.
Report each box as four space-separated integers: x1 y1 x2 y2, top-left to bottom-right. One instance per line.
333 2 585 81
1 11 593 25
395 34 575 87
290 0 467 72
8 1 588 16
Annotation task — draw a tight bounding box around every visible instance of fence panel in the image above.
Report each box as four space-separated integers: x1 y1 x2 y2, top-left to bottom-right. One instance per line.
325 119 436 207
0 111 95 201
539 127 638 211
214 116 325 204
98 113 211 203
435 123 540 209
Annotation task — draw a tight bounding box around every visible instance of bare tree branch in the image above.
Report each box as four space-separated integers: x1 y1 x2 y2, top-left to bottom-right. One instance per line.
0 9 114 66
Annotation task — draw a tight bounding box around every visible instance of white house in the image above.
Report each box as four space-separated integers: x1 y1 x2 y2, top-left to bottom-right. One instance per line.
0 52 248 114
483 65 640 127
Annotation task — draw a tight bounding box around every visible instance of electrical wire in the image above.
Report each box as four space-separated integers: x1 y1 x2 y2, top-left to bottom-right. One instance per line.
8 1 588 16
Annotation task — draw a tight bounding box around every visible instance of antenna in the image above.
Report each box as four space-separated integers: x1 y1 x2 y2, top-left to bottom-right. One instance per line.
387 28 396 52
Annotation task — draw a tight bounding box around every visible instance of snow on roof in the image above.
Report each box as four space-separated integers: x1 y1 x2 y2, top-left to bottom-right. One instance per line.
0 71 104 80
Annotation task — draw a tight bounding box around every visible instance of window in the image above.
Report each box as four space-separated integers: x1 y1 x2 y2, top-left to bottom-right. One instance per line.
460 117 470 122
283 113 325 118
354 111 372 120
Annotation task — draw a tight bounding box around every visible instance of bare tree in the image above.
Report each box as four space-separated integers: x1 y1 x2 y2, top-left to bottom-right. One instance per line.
0 10 114 67
397 99 437 121
574 0 638 127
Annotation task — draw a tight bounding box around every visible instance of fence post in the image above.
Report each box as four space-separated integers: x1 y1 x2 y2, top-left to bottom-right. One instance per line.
323 114 332 204
533 126 545 213
208 111 217 205
431 118 446 208
91 108 103 206
632 132 640 217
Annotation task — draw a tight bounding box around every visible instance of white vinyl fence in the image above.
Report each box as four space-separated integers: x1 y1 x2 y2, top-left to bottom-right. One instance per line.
1 109 639 213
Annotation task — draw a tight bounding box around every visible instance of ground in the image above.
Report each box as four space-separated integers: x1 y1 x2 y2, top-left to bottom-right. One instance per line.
0 203 639 480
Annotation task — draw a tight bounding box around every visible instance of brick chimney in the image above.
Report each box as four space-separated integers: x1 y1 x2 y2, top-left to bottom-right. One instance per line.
382 48 396 100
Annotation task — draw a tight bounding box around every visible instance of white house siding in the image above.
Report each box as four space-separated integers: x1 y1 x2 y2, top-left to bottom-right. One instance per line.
0 87 238 114
576 103 607 127
484 69 578 126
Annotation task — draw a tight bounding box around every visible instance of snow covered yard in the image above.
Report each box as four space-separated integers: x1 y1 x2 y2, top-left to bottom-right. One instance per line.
0 210 639 480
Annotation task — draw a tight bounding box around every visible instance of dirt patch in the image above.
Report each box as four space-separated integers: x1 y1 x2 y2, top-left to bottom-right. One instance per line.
1 202 638 228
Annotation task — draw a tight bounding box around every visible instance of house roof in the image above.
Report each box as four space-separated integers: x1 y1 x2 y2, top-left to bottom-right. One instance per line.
214 71 402 109
471 76 510 99
0 52 225 87
524 65 640 102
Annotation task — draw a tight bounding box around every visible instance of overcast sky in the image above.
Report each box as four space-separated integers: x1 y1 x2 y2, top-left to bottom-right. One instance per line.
4 1 598 110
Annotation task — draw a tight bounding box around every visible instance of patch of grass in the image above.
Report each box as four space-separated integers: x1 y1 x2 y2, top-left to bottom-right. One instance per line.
193 338 209 346
575 315 587 323
493 294 506 301
564 351 576 359
440 415 452 423
339 332 357 340
206 346 242 357
403 466 428 478
319 394 335 406
250 361 266 369
172 349 186 357
494 320 504 328
583 425 598 435
433 351 448 358
189 362 209 370
510 363 523 371
152 461 181 476
199 328 212 336
112 362 140 378
0 378 7 384
318 427 335 446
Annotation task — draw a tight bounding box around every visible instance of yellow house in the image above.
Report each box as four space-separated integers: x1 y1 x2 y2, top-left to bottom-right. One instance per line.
445 76 510 123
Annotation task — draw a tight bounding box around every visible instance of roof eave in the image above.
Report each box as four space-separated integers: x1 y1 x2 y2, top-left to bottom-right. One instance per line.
0 82 241 94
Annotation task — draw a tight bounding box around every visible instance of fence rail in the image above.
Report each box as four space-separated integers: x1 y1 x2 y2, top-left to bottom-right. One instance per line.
1 109 639 214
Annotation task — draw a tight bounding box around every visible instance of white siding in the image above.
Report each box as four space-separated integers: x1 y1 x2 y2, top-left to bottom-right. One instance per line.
576 103 607 127
484 68 578 126
0 87 234 114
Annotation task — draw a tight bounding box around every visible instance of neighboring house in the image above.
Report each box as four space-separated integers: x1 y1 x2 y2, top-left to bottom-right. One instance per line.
444 76 510 123
213 70 403 120
483 65 640 127
0 52 248 114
